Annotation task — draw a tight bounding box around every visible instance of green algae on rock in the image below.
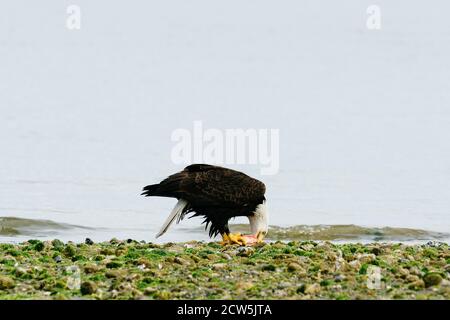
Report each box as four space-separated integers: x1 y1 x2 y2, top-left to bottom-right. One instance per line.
0 240 449 300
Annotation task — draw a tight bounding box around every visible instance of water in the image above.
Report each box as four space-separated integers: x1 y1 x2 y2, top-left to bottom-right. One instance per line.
0 1 449 244
1 217 448 244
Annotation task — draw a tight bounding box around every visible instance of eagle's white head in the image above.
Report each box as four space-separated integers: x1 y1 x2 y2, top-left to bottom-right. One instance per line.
248 201 269 241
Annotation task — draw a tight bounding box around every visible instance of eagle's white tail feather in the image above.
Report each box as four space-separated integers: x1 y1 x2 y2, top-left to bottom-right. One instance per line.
155 199 188 238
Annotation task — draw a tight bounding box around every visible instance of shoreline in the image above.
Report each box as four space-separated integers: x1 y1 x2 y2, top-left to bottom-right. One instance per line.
0 239 449 299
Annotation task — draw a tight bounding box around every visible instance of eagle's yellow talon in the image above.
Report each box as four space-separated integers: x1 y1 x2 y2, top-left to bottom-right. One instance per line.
220 233 231 246
220 233 247 246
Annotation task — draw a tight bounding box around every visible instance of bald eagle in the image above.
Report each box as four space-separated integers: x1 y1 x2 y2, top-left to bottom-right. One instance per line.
141 164 268 245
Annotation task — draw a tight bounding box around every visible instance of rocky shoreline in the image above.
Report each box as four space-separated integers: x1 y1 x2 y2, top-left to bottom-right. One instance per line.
0 239 449 299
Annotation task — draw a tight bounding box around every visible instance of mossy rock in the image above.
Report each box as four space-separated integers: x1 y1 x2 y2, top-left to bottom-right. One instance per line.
1 239 449 300
106 261 123 269
33 241 45 252
0 276 15 289
423 273 443 288
51 239 64 250
261 264 276 271
80 281 97 295
63 245 77 257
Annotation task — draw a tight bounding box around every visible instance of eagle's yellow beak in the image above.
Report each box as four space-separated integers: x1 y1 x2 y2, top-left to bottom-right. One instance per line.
256 231 267 242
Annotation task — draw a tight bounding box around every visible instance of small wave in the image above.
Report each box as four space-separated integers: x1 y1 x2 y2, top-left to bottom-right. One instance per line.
0 217 91 237
228 224 449 242
1 216 448 243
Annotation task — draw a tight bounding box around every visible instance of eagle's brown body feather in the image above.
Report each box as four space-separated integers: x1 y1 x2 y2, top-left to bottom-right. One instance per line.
142 164 266 237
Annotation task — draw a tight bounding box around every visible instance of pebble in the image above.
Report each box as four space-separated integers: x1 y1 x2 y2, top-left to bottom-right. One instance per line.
357 253 376 264
287 262 303 272
80 281 97 295
423 273 443 288
441 279 450 287
277 282 291 289
109 238 120 244
0 276 15 290
237 247 254 257
262 264 276 272
83 264 99 274
174 257 190 265
236 281 254 290
330 284 342 291
183 243 196 249
271 242 286 249
304 283 321 295
409 266 422 276
296 284 306 294
166 244 185 254
349 260 361 270
106 261 122 269
105 270 122 279
371 247 383 256
51 239 64 249
212 263 227 271
63 245 76 258
425 241 443 248
222 253 232 260
397 267 410 278
334 274 346 282
406 275 420 283
300 244 315 251
409 280 425 290
144 287 157 295
136 258 152 268
14 267 28 277
100 248 115 255
33 242 45 252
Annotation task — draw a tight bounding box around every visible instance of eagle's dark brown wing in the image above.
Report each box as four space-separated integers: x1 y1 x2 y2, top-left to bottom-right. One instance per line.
142 164 266 207
181 164 265 207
